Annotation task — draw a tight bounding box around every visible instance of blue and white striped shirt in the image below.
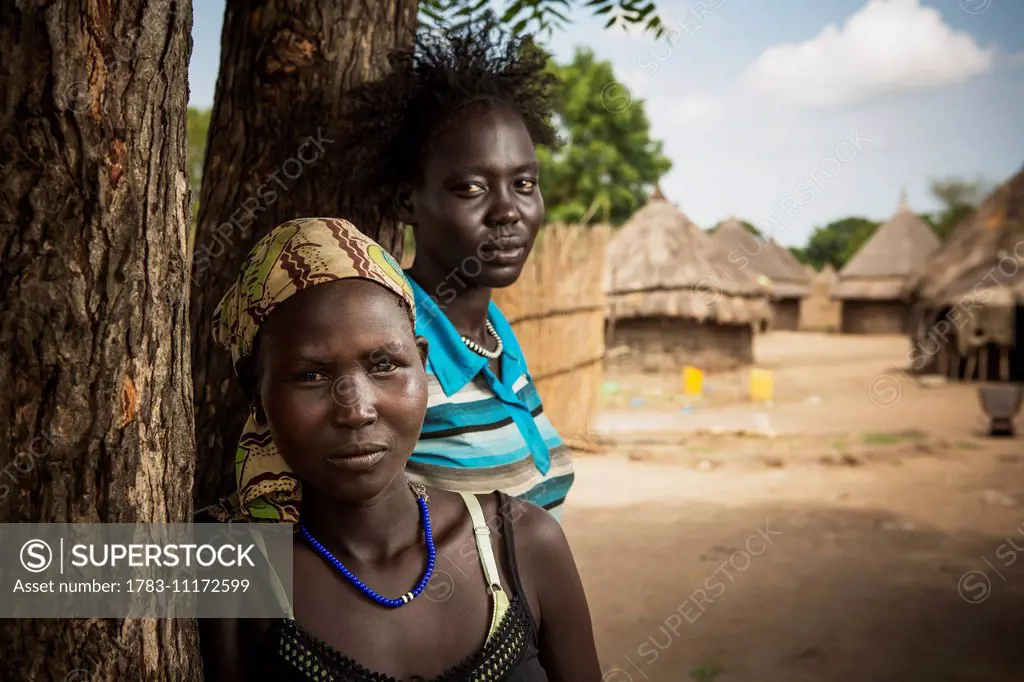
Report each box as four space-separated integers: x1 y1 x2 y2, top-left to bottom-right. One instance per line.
403 275 575 520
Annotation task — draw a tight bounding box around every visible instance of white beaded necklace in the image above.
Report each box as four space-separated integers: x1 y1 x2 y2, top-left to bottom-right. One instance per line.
461 319 503 360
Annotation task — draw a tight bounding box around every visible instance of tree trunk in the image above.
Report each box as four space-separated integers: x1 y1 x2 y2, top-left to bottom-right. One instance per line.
190 0 418 508
0 1 198 679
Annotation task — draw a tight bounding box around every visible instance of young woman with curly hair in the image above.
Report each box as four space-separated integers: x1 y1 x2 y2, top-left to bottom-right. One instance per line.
331 16 577 523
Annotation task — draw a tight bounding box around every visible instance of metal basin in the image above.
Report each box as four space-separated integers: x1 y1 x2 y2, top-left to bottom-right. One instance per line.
978 384 1023 437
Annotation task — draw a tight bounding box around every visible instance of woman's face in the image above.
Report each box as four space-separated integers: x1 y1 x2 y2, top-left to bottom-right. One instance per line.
404 105 544 289
255 279 428 504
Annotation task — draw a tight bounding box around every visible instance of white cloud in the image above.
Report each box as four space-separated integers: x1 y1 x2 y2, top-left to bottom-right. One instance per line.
740 0 995 108
669 95 723 124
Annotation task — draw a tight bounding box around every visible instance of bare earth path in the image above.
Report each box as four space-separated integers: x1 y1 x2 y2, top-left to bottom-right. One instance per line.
561 333 1024 682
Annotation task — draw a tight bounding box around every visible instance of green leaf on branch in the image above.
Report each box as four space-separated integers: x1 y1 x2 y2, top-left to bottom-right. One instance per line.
538 47 672 226
419 0 664 39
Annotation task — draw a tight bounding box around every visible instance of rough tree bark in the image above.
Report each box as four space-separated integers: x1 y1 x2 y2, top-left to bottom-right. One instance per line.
0 1 198 680
190 1 418 508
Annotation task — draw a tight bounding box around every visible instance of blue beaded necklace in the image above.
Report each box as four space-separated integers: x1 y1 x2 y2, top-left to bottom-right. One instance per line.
298 481 436 608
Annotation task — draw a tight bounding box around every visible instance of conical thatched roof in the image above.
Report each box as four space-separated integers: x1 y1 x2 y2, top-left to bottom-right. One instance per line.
832 198 941 300
605 194 770 324
904 165 1024 307
710 218 810 298
771 239 813 281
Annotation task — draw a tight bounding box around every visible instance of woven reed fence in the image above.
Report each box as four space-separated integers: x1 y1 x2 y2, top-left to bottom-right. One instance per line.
401 224 610 441
492 223 610 441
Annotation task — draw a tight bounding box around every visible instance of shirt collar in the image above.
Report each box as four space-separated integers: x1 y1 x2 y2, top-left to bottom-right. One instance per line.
405 274 524 396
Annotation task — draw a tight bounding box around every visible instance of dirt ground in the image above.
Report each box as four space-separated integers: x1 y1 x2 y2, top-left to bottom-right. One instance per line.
562 332 1024 682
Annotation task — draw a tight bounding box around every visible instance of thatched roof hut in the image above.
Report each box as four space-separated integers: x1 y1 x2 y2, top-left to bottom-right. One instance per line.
835 199 941 300
773 240 813 283
832 196 941 333
904 167 1024 306
710 218 810 330
903 165 1024 381
605 196 769 322
604 190 769 371
710 218 811 298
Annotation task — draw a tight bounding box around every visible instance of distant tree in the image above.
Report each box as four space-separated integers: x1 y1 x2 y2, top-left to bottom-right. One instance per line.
801 216 880 270
186 107 210 255
789 245 810 265
925 176 992 239
708 219 762 237
186 107 210 196
537 47 672 226
917 212 938 231
929 176 990 209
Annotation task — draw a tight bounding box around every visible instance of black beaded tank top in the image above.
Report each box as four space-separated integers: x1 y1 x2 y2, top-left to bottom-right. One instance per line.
248 491 548 681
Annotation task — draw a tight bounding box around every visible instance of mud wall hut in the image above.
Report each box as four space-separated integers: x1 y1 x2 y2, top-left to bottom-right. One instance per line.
903 165 1024 382
605 190 770 373
710 218 810 331
833 197 941 334
799 264 842 332
770 239 817 331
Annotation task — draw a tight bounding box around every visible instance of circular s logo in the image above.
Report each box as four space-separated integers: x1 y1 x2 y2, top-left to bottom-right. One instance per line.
690 276 723 311
958 570 991 603
58 82 92 113
867 374 901 407
331 374 361 408
600 81 634 114
424 569 455 603
21 539 53 573
602 668 634 682
959 0 991 15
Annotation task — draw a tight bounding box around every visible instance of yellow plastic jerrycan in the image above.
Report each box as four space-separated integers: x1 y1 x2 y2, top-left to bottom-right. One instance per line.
682 366 704 397
749 368 773 403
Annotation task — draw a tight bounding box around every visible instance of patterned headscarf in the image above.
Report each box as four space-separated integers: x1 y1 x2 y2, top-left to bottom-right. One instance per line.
204 217 415 523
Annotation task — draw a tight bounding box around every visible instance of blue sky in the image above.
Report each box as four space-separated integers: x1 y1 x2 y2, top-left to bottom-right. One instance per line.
189 0 1024 246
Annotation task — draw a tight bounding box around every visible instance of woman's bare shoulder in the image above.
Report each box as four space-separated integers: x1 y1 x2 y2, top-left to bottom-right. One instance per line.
501 495 569 556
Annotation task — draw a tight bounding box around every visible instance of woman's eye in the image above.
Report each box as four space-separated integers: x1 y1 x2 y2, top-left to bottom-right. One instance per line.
456 182 485 194
370 360 397 374
296 371 330 383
